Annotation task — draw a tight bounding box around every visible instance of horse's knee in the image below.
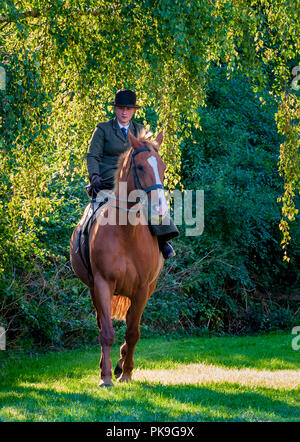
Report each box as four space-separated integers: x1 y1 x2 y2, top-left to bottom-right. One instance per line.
100 327 115 347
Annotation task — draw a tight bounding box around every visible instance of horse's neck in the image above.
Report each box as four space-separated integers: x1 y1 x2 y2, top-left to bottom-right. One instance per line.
114 183 143 233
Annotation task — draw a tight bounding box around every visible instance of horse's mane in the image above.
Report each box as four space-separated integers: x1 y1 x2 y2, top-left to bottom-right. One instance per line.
113 129 157 186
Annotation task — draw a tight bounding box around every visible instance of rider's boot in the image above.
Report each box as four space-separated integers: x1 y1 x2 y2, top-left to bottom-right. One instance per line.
158 239 176 259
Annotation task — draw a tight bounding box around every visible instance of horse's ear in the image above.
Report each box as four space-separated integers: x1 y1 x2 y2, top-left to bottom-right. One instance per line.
155 131 163 148
128 130 140 151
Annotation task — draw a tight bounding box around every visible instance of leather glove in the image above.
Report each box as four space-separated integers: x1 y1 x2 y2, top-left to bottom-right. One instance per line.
90 174 102 191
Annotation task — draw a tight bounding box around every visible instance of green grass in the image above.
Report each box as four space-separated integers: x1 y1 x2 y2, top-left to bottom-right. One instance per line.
0 331 299 422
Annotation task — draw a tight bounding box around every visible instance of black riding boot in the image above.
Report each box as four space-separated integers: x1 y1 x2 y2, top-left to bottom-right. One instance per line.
158 238 176 259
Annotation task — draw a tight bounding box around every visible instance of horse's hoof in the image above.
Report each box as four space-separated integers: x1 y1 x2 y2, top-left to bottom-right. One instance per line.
98 380 114 388
114 364 122 378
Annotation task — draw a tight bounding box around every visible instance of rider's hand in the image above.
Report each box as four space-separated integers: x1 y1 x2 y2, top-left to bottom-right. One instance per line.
91 174 102 191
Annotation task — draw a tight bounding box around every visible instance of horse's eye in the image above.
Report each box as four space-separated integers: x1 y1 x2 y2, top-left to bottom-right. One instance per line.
137 164 144 172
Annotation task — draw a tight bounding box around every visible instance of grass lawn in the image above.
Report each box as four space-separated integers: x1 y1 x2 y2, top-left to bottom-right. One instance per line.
0 331 299 422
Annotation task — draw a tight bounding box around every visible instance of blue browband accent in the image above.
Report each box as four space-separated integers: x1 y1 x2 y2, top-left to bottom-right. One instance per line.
131 147 164 193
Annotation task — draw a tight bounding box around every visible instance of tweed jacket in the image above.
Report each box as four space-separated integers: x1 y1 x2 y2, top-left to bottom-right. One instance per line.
86 118 145 189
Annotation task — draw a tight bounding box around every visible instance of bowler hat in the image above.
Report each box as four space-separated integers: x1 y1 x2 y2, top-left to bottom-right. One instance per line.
110 89 140 108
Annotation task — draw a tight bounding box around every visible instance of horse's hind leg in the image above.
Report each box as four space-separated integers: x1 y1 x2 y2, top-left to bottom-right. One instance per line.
114 342 127 378
93 275 115 387
117 291 148 383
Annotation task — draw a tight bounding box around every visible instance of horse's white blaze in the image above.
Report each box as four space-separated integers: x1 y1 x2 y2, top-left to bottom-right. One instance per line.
147 156 168 216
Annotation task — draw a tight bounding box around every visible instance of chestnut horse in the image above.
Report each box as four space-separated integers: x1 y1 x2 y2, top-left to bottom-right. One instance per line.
70 131 167 387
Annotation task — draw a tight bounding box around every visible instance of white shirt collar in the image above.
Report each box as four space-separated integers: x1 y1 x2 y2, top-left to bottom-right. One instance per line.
117 120 130 130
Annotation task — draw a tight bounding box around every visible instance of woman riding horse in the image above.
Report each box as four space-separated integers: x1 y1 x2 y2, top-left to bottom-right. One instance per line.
86 89 179 257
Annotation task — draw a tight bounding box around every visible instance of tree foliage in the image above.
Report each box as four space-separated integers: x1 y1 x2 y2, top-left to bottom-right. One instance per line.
0 0 299 346
1 0 299 256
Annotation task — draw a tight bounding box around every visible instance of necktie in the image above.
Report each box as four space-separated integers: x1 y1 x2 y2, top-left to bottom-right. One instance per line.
121 127 127 139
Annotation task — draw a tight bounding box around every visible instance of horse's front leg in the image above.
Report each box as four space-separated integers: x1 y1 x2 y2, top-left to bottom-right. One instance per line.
93 274 115 387
90 287 103 371
117 288 148 383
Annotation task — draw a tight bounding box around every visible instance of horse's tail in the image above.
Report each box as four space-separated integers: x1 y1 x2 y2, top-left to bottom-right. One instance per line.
111 295 131 321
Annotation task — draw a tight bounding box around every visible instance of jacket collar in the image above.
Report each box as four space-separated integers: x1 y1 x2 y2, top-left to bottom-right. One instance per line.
112 118 136 141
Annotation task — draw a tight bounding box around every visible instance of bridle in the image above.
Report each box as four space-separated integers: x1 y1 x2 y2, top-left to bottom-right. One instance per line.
98 146 165 215
131 147 164 194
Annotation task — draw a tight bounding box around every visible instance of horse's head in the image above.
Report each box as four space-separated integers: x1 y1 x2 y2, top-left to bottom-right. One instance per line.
121 130 168 222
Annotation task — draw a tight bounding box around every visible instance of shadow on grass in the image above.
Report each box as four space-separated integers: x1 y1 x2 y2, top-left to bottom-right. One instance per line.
0 381 299 422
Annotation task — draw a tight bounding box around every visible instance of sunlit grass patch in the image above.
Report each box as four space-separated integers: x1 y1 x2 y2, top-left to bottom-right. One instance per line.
0 406 26 421
133 363 300 390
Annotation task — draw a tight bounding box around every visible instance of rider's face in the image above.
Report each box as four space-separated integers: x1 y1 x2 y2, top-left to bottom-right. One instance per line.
114 106 136 126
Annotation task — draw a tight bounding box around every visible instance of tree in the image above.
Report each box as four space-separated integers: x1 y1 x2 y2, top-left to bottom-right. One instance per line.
1 0 298 260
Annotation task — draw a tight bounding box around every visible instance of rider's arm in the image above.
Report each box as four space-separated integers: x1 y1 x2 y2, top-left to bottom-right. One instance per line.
86 126 104 180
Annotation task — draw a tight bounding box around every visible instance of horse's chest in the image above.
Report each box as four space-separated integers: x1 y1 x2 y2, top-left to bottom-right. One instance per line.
115 252 162 296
